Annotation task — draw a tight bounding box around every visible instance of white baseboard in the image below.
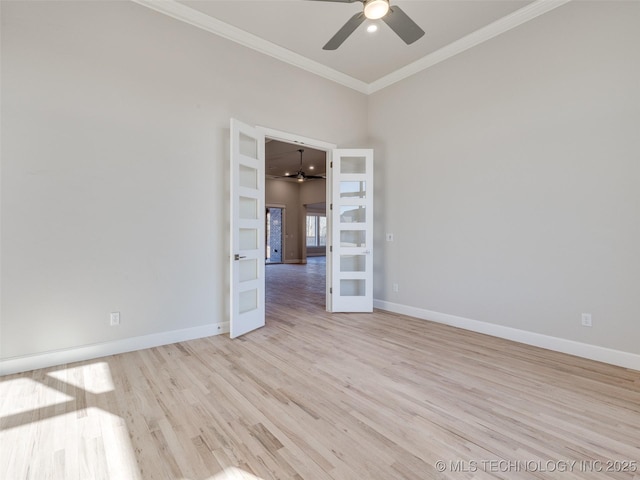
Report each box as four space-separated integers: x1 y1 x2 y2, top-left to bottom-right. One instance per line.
5 303 637 376
374 300 640 371
0 322 229 376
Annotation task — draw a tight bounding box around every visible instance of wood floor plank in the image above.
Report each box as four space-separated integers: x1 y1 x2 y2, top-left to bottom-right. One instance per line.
1 257 639 479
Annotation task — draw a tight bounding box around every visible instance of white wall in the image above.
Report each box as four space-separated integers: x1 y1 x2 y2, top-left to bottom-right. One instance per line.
300 178 327 208
369 1 640 355
0 1 367 360
3 0 638 370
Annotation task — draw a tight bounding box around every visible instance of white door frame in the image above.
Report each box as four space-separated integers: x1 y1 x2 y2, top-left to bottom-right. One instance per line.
257 126 336 311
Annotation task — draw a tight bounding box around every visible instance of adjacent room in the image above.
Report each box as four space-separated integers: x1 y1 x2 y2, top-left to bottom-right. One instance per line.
2 0 639 478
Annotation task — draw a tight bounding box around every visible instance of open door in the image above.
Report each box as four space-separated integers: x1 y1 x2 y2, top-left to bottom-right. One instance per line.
330 149 374 312
230 119 265 337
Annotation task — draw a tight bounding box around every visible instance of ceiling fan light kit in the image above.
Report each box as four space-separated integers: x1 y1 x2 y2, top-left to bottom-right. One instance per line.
315 0 425 51
364 0 389 20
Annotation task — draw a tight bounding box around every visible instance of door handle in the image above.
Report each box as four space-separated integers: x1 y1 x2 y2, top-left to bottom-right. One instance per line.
234 254 247 261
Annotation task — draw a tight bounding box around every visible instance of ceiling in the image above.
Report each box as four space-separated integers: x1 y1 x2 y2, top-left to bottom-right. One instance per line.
266 140 326 181
133 0 568 93
180 0 530 83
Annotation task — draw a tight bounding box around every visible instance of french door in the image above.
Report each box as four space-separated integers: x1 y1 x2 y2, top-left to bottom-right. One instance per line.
229 119 265 338
230 121 374 337
330 149 374 312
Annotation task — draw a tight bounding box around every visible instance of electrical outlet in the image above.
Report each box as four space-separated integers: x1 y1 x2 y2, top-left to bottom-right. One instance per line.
581 313 592 327
392 283 399 293
110 312 120 326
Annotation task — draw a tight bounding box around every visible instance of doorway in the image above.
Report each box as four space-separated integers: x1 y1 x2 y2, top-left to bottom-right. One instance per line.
230 119 375 337
264 138 328 309
266 206 284 264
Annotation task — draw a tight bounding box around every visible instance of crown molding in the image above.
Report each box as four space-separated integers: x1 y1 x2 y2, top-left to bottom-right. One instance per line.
131 0 370 94
132 0 571 96
367 0 571 94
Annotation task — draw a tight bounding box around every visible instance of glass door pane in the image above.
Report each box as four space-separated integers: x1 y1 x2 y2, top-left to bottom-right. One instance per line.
330 149 373 313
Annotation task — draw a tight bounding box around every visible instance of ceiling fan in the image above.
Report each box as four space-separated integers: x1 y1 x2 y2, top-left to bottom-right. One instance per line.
312 0 425 50
279 149 325 182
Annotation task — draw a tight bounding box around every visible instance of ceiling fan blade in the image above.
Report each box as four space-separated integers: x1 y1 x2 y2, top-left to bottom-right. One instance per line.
382 5 425 45
308 0 360 3
323 12 366 50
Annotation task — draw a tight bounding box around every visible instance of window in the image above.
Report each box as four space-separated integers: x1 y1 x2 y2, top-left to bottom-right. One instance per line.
306 214 327 247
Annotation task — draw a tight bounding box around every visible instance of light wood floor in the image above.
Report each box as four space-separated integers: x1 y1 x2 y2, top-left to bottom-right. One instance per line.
2 257 639 479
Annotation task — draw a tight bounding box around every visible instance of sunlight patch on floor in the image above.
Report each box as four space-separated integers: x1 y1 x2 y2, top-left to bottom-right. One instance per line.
0 377 73 417
0 361 142 479
48 361 115 394
95 407 143 480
